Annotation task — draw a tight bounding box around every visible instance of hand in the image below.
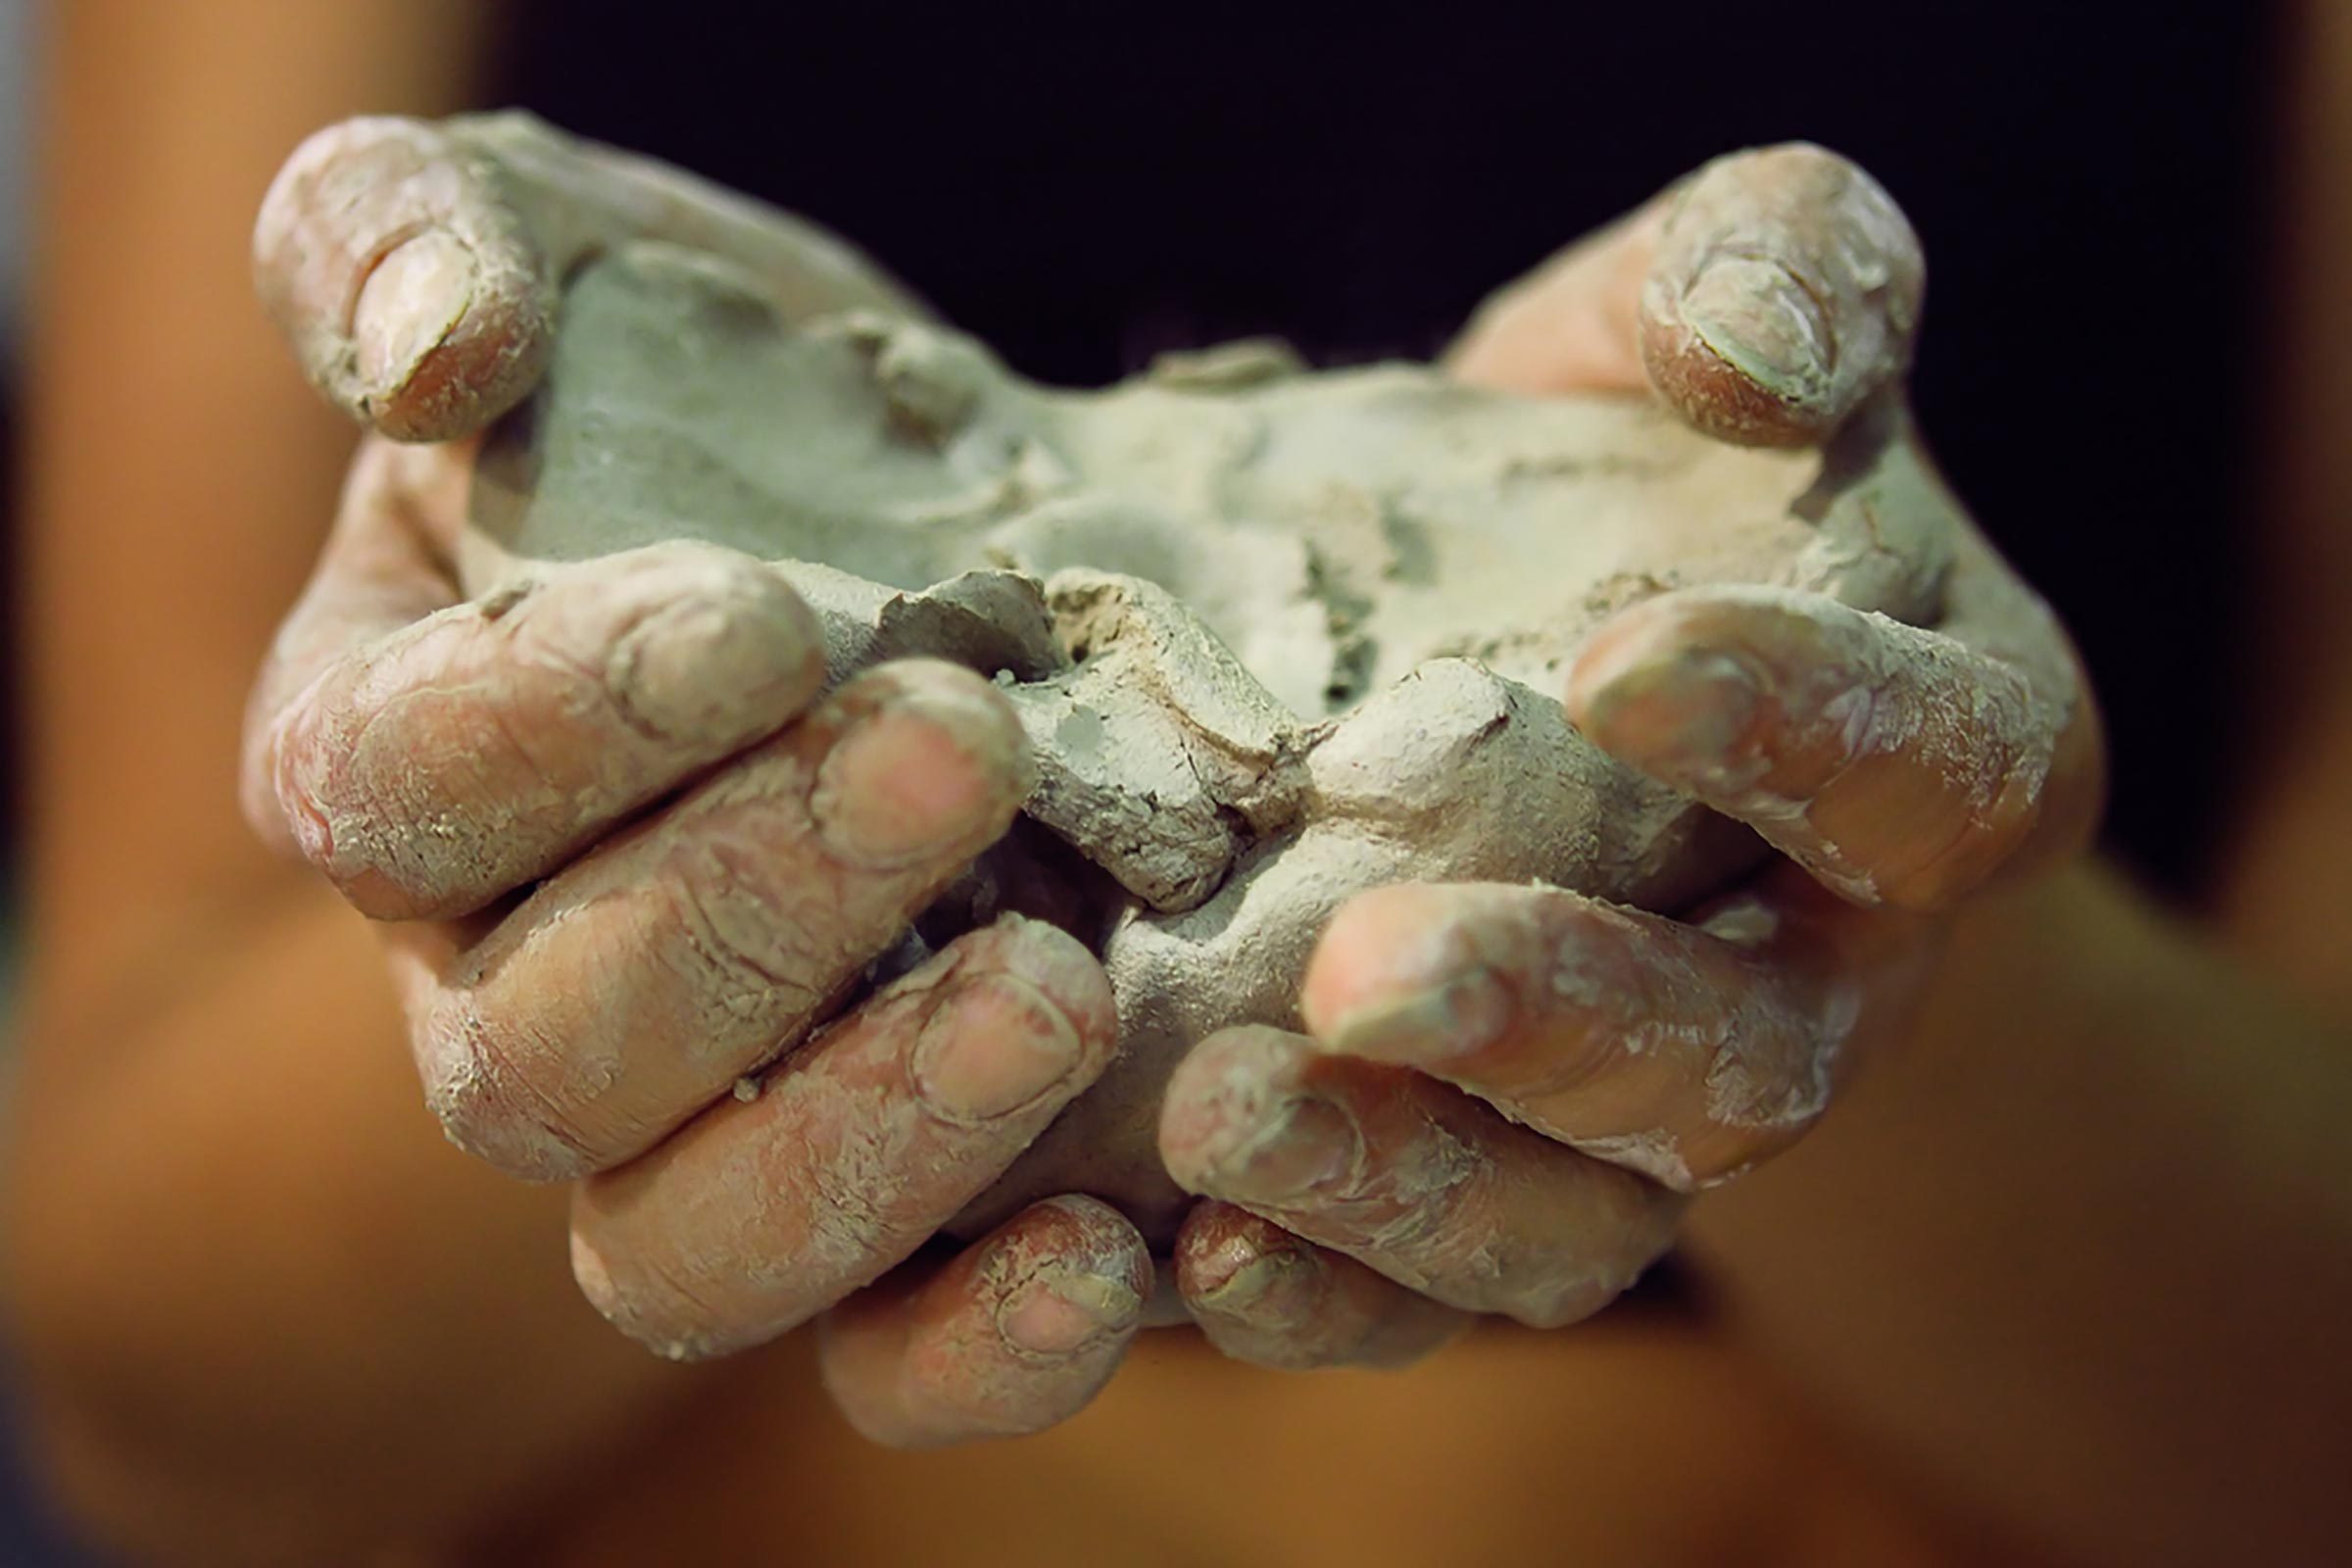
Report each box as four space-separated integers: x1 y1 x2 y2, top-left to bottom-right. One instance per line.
245 118 1154 1447
1157 144 2105 1365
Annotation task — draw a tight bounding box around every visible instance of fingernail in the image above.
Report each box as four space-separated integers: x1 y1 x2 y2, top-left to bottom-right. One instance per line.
809 679 1023 869
1323 969 1513 1065
1192 1247 1315 1312
352 229 478 396
605 571 820 747
910 972 1084 1123
1207 1093 1364 1203
997 1265 1142 1356
1680 257 1833 408
1578 644 1766 775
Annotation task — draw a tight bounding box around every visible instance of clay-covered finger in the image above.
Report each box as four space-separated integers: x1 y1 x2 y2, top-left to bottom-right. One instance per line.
417 661 1034 1180
1299 878 1933 1190
240 438 467 863
1175 1202 1468 1370
1568 583 2092 909
258 539 824 921
1448 144 1923 448
1160 1028 1682 1329
569 919 1119 1360
1638 144 1924 446
254 117 553 441
816 1196 1150 1446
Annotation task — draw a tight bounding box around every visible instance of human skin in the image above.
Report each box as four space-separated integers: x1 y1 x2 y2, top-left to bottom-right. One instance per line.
241 109 2098 1378
6 4 2350 1564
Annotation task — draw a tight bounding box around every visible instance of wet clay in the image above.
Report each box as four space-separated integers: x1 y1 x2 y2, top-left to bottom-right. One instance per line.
462 241 1960 1245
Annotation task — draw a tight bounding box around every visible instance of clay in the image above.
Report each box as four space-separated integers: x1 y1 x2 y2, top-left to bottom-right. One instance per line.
461 240 1959 1246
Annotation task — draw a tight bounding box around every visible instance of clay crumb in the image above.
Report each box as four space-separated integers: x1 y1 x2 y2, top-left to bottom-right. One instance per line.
731 1075 762 1103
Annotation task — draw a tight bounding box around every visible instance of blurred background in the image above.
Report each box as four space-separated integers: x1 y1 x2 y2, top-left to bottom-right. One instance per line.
0 0 2291 1559
1 0 43 1556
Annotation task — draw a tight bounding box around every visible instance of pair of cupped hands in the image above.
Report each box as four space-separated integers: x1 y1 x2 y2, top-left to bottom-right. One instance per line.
243 115 2101 1446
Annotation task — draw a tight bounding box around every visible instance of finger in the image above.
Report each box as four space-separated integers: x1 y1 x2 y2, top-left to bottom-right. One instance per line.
254 117 551 442
569 917 1119 1360
1443 204 1660 397
256 114 927 442
1449 143 1924 447
255 538 824 922
1567 582 2097 909
816 1196 1149 1446
416 660 1034 1180
1160 1028 1683 1329
1300 875 1936 1191
240 437 466 861
1174 1201 1468 1370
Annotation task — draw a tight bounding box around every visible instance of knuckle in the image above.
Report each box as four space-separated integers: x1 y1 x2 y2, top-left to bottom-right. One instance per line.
662 844 830 1015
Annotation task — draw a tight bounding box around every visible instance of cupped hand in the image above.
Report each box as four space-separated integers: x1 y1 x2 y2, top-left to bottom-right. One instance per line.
246 118 1152 1447
1157 144 2105 1367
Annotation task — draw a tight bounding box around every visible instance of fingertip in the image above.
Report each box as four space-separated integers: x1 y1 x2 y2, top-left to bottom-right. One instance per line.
969 915 1119 1070
1300 884 1514 1065
358 230 552 443
905 923 1113 1129
1174 1203 1328 1364
1567 600 1772 784
810 662 1036 871
1176 1202 1468 1371
1300 885 1428 1029
987 1196 1152 1361
1640 142 1924 446
1156 1026 1312 1193
254 115 553 442
1640 257 1838 449
1567 585 1860 790
1159 1028 1375 1212
1174 1201 1316 1313
827 1196 1147 1446
1574 583 2075 908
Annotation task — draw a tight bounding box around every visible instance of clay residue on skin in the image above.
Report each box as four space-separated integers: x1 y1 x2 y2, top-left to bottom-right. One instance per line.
253 116 556 440
460 242 1962 1240
1573 579 2062 906
269 536 823 924
414 664 1031 1184
1297 880 1842 1195
569 918 1116 1360
1160 1025 1680 1330
1638 144 1925 447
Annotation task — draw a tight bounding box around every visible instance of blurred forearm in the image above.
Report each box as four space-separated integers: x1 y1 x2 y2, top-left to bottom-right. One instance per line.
6 881 703 1562
2217 0 2352 1004
1687 861 2352 1568
7 3 721 1559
